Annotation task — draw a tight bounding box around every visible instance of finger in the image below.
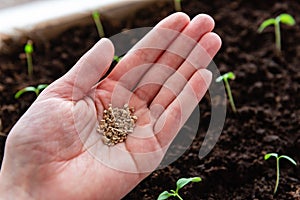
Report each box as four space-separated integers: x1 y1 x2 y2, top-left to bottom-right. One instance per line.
154 69 212 147
121 69 211 154
150 32 221 109
133 14 215 104
107 12 190 90
52 38 115 100
180 32 222 71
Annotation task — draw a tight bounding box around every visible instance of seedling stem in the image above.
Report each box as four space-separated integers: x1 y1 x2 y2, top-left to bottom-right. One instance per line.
92 11 105 38
274 18 281 51
174 0 182 12
216 72 236 113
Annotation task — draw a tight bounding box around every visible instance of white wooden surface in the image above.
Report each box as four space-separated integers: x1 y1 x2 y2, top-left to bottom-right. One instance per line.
0 0 153 49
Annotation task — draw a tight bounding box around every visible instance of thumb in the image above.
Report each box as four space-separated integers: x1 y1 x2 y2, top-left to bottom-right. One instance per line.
59 38 114 100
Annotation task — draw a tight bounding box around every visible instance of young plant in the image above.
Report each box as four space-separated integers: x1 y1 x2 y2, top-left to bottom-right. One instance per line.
113 55 122 63
92 10 105 38
174 0 182 12
264 153 297 194
258 13 295 51
216 72 237 113
15 84 48 99
157 177 201 200
24 40 34 78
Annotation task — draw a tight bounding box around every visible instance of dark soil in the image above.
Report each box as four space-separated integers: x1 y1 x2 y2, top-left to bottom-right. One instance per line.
1 0 300 199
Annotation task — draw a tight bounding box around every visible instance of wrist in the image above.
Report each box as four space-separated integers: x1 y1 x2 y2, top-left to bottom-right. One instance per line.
0 173 32 200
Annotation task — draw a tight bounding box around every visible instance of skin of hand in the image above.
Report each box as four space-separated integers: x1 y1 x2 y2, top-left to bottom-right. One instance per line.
0 12 221 200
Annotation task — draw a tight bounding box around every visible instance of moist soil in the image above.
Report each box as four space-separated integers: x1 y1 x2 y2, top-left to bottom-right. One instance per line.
1 0 300 199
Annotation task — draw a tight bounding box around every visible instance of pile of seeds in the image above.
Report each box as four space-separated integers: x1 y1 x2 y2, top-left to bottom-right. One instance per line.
97 104 137 146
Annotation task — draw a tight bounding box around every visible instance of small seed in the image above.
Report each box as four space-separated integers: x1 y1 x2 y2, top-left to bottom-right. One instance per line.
102 137 111 145
106 132 113 138
132 116 137 121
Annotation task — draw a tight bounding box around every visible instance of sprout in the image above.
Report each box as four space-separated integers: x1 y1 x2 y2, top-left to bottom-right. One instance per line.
157 177 201 200
15 84 48 99
113 55 122 63
216 72 237 113
92 10 105 38
24 40 34 78
174 0 182 12
258 13 295 51
264 153 297 194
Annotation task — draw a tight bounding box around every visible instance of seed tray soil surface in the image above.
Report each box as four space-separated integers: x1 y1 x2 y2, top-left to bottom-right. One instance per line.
1 0 300 199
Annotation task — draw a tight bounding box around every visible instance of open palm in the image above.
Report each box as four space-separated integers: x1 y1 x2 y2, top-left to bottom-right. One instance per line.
0 13 221 200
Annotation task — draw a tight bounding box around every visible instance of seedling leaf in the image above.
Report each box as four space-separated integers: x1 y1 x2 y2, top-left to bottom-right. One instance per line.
37 84 48 91
215 76 223 83
24 43 33 53
264 153 278 160
278 14 295 26
113 55 122 63
158 176 201 199
157 191 173 200
24 40 34 78
176 177 201 191
15 84 48 99
15 87 36 99
279 155 297 166
92 11 100 19
258 18 276 33
216 72 235 82
226 72 235 80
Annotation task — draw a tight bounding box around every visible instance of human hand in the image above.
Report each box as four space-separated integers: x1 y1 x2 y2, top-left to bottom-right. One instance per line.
0 13 221 200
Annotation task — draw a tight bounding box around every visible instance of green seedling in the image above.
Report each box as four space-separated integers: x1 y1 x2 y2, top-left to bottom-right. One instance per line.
113 55 122 63
24 40 34 78
216 72 236 113
92 10 105 38
15 84 48 99
264 153 297 194
258 13 295 51
157 177 201 200
174 0 182 12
